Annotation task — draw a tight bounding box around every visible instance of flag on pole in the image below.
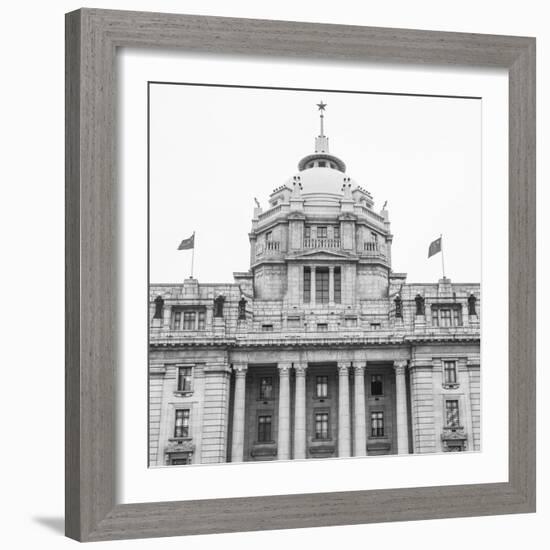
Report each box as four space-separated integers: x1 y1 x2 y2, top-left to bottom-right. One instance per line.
177 233 195 250
428 236 442 258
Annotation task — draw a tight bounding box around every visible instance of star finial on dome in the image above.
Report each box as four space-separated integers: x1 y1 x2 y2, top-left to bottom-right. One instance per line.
316 101 327 136
317 101 327 111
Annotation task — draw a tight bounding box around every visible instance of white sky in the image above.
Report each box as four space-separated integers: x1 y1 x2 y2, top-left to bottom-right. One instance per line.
149 84 481 284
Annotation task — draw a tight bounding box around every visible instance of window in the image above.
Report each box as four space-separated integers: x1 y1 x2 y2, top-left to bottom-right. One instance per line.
287 317 300 329
261 324 273 332
371 375 383 396
432 305 463 327
171 454 192 465
265 231 272 241
317 226 327 239
318 161 326 167
174 409 190 438
177 367 192 392
443 361 457 384
445 400 460 428
197 310 206 329
259 377 273 399
316 376 328 398
315 267 329 303
183 311 196 330
257 415 272 442
370 323 381 330
334 267 341 303
172 309 206 330
333 226 340 240
370 411 384 437
345 317 357 328
304 226 311 239
303 267 311 303
317 323 328 332
315 412 329 440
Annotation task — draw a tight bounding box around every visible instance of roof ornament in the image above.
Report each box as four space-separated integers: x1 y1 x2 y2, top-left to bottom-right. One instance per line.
317 101 327 136
292 175 302 197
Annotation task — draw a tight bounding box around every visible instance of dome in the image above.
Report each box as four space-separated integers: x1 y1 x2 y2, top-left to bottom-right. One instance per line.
288 167 352 196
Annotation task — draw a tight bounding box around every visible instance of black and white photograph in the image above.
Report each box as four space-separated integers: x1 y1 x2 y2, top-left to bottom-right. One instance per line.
148 84 481 467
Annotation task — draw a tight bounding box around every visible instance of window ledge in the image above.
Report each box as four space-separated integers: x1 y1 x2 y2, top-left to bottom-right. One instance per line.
174 391 194 397
169 437 192 443
442 384 460 390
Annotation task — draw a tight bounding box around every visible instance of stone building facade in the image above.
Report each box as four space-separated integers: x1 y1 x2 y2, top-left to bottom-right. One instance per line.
149 107 480 467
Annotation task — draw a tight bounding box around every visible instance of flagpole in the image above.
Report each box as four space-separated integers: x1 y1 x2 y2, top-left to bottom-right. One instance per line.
440 233 446 279
190 231 195 279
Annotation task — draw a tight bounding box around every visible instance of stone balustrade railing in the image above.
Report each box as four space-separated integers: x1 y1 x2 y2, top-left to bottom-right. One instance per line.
303 238 341 249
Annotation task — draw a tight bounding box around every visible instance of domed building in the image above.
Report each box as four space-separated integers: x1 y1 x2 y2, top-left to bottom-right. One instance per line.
148 104 481 467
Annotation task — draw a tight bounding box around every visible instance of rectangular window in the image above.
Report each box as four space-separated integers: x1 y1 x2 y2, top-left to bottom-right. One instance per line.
334 267 341 303
197 310 206 330
304 226 311 239
345 317 357 328
317 323 328 332
315 267 329 303
183 311 196 330
432 306 463 327
333 226 340 240
259 377 273 399
317 226 327 238
315 412 329 440
446 400 460 427
257 415 272 442
303 267 311 303
443 361 457 384
371 375 383 396
177 366 192 392
316 375 328 398
171 454 192 465
287 317 301 329
370 323 381 330
318 161 326 167
174 409 190 438
172 310 182 330
370 411 384 437
265 231 272 241
261 324 273 332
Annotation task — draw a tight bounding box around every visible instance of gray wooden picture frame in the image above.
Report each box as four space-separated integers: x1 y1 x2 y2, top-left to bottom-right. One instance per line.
65 8 536 542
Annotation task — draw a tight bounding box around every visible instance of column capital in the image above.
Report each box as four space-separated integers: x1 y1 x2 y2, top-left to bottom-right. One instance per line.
337 361 351 374
233 363 248 376
294 362 308 376
278 363 292 375
393 360 408 375
354 363 367 373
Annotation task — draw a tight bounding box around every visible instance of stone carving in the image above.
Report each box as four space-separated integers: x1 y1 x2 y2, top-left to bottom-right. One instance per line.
394 295 403 318
415 294 425 316
153 295 164 319
238 297 247 320
213 295 225 317
468 293 477 316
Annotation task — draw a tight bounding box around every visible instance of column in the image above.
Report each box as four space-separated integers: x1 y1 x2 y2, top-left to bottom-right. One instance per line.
310 266 316 305
338 362 351 457
329 266 334 305
231 363 247 462
353 363 367 457
277 363 291 460
293 363 307 459
394 360 410 454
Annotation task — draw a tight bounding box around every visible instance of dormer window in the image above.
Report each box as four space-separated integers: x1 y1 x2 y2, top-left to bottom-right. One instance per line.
318 161 326 167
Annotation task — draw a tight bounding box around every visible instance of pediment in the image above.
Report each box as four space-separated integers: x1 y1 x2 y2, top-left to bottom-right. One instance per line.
291 249 354 261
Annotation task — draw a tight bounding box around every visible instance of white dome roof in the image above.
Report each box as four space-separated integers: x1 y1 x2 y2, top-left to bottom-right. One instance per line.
288 167 354 196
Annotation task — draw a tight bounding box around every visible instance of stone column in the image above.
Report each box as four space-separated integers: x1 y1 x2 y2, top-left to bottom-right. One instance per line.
277 363 291 460
394 360 410 454
310 267 316 305
329 266 334 305
231 363 248 462
293 363 308 459
353 363 367 456
338 362 351 457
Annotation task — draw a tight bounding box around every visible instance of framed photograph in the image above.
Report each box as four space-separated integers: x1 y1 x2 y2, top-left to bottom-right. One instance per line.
65 8 535 542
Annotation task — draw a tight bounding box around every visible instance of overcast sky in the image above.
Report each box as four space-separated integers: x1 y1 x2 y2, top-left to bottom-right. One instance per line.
149 83 481 284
